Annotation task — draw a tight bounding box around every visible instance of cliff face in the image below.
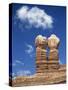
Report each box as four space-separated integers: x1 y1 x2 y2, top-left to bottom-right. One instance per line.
11 64 66 87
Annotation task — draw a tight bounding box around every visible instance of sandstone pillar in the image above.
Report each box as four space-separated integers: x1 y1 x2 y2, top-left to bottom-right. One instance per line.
35 35 48 73
48 34 60 69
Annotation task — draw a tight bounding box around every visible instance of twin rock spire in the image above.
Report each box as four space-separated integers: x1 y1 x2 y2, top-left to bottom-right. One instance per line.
35 34 60 73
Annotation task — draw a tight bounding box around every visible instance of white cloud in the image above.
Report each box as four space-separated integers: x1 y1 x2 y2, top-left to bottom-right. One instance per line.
17 70 31 76
12 63 16 67
12 72 15 77
25 43 35 58
12 59 24 67
12 72 16 79
25 44 34 54
59 59 62 64
12 73 17 79
16 6 53 29
15 60 24 65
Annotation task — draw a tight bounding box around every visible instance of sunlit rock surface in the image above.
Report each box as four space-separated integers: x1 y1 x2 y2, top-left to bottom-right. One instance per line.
35 35 48 73
48 34 60 69
11 64 66 87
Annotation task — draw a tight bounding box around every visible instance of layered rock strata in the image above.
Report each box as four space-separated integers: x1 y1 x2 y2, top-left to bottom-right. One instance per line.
35 35 48 73
48 34 60 69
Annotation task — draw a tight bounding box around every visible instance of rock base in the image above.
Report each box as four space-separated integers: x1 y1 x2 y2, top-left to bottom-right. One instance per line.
10 64 66 87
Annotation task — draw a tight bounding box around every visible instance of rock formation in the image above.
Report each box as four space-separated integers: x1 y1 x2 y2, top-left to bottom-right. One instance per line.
48 34 60 69
35 35 48 73
12 64 66 87
35 34 60 73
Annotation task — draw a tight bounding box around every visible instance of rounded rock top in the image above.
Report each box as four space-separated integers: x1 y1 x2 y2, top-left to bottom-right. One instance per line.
35 35 47 46
48 34 60 43
35 35 47 41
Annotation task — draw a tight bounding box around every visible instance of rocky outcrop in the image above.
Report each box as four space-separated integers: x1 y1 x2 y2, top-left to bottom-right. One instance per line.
12 64 66 87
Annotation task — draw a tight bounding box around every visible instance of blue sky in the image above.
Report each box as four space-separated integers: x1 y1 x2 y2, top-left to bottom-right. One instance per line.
11 3 66 77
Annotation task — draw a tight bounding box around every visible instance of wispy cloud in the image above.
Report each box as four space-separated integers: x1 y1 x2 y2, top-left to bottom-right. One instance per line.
12 72 17 79
12 59 24 67
12 63 16 67
25 44 33 54
15 60 24 65
16 6 53 29
25 43 35 58
59 59 62 64
17 70 31 76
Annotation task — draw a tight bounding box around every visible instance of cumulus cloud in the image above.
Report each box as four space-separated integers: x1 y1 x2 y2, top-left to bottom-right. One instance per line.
16 6 53 29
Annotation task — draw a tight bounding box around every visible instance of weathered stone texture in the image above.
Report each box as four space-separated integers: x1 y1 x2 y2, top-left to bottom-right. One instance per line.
48 34 60 69
35 35 48 73
12 65 66 87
